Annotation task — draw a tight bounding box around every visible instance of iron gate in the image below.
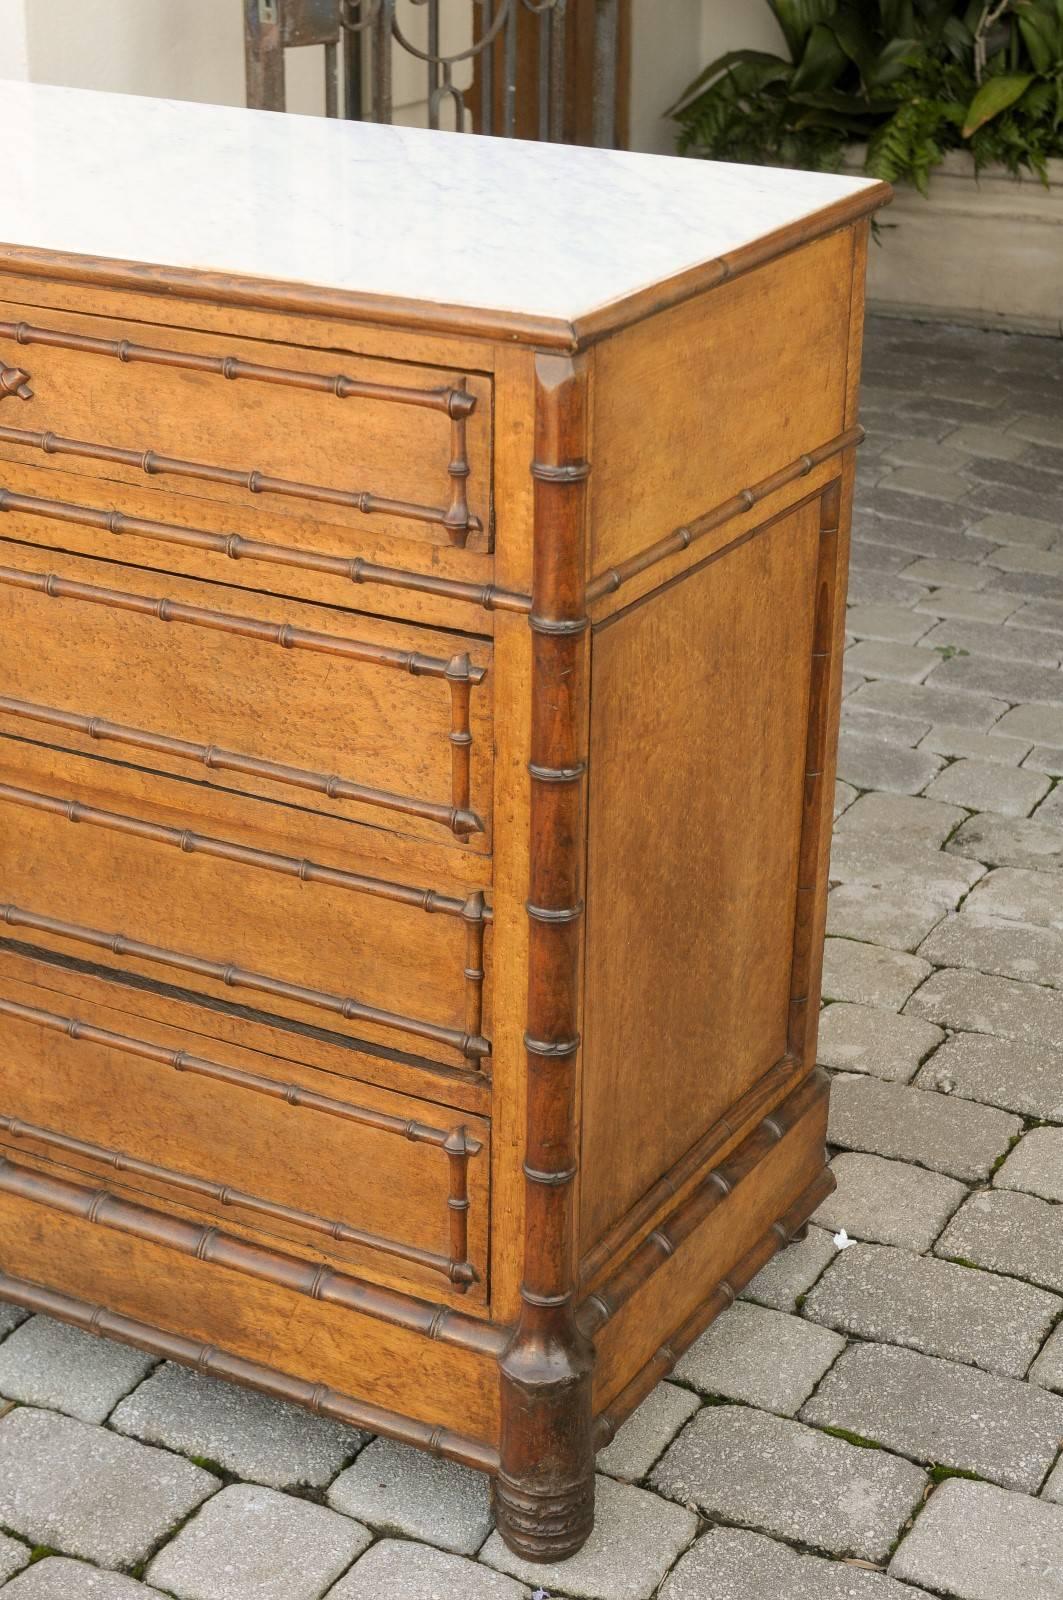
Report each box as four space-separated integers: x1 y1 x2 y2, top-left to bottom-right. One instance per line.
244 0 626 147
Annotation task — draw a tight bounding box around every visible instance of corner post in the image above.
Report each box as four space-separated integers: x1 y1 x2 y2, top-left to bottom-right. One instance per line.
496 353 595 1561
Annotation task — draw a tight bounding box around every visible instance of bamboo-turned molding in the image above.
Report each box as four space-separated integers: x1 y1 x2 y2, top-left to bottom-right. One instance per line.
0 320 474 415
0 988 477 1150
0 317 481 543
495 354 595 1561
591 1168 834 1448
0 899 490 1071
0 1269 499 1473
0 562 482 681
0 985 480 1273
0 1149 505 1353
578 1054 802 1286
0 561 485 833
0 1108 475 1285
586 426 864 603
789 482 843 1063
577 1070 828 1337
0 692 484 840
0 431 861 624
0 483 528 615
0 784 492 1063
0 422 481 542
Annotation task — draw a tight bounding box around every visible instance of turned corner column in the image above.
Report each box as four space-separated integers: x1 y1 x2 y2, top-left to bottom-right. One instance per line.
496 352 596 1562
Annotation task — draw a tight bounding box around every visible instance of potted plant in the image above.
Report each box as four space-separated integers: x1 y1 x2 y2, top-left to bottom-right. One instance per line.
669 2 1063 332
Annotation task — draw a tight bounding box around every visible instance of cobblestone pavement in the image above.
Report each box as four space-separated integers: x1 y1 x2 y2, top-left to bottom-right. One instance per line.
0 316 1062 1599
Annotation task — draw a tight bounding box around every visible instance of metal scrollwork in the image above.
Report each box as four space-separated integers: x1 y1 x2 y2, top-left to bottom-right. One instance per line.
339 0 571 136
246 0 618 146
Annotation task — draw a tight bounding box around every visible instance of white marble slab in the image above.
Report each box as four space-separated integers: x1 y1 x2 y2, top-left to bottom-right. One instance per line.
0 79 880 323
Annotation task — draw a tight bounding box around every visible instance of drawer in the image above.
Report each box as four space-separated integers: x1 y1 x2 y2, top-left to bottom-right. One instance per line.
0 300 492 553
0 544 492 850
0 972 490 1305
0 455 498 634
0 739 492 1076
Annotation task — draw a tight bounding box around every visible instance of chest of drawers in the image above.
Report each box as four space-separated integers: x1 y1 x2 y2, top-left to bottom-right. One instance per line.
0 81 888 1560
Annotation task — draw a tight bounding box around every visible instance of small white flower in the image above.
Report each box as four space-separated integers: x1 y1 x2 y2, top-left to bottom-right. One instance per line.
833 1229 854 1250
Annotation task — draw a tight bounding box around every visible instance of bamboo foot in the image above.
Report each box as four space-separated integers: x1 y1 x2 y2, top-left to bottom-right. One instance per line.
494 1465 595 1563
497 1313 596 1562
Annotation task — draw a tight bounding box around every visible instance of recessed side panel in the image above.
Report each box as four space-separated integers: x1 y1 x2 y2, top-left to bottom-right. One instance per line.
580 499 821 1252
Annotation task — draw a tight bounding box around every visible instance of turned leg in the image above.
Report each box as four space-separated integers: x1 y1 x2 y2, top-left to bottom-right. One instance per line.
496 1321 596 1562
495 354 596 1564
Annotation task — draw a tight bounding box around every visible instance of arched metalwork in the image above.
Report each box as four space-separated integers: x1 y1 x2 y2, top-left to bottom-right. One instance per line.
244 0 622 148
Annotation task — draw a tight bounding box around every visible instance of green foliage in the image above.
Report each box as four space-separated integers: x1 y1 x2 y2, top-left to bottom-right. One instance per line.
670 0 1063 190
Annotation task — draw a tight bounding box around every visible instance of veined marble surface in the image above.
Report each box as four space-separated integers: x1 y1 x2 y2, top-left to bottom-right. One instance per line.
0 80 880 323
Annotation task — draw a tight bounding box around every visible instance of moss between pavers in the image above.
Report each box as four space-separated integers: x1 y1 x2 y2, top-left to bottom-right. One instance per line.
927 1463 987 1484
815 1425 885 1452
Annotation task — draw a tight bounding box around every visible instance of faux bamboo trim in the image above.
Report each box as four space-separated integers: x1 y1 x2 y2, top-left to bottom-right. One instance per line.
0 779 481 917
0 902 489 1075
0 482 530 614
579 1055 803 1285
0 990 478 1152
444 373 475 542
0 1152 506 1349
0 319 475 416
0 561 485 683
569 186 894 346
0 560 487 831
0 1271 499 1473
0 366 31 402
447 653 476 825
586 427 864 604
0 691 483 839
592 1168 835 1448
576 1071 828 1338
0 423 482 540
521 397 589 1262
527 761 586 784
0 784 492 1062
789 481 842 1063
495 354 595 1561
530 460 592 484
0 1110 474 1285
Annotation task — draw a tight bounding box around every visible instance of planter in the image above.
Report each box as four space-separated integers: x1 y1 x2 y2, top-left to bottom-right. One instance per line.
841 147 1063 336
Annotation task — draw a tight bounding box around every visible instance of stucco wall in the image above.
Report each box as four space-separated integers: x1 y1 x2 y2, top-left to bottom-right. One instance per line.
633 0 783 155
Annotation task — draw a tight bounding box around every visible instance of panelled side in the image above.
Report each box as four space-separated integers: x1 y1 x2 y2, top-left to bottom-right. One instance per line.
579 497 823 1254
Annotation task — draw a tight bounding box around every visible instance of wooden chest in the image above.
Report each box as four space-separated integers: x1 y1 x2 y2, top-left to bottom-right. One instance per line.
0 82 888 1559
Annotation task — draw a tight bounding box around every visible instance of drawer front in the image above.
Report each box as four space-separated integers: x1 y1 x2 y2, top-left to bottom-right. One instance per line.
0 301 492 553
0 456 496 635
0 546 492 850
0 973 490 1304
0 739 491 1074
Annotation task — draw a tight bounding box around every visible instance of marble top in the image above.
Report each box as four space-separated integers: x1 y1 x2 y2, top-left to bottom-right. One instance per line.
0 80 881 327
